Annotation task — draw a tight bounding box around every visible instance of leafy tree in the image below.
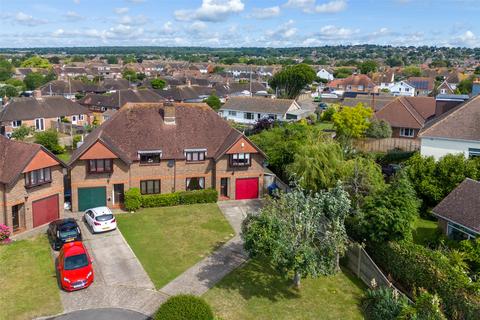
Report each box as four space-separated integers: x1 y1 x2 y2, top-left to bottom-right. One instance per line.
242 185 350 288
150 78 166 89
47 56 61 64
474 66 480 75
11 125 32 141
365 118 392 138
386 56 404 67
400 290 447 320
287 138 344 192
5 78 25 89
332 104 373 139
34 130 64 154
321 105 337 121
0 58 14 81
20 56 51 68
455 77 473 94
122 69 138 82
136 73 146 81
356 173 420 244
107 56 118 64
23 72 46 90
204 94 221 111
0 85 18 98
70 55 85 62
359 60 378 74
363 286 408 320
269 63 316 99
333 67 353 78
403 65 422 78
213 66 224 73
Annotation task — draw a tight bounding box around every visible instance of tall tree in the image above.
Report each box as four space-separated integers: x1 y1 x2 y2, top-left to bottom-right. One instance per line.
204 94 221 111
242 185 350 288
332 104 373 139
20 56 51 68
150 78 166 89
269 63 316 99
0 58 14 81
23 72 46 90
359 60 378 74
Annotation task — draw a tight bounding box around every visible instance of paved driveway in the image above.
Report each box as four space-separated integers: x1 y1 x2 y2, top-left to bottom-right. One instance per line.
57 213 166 315
50 308 150 320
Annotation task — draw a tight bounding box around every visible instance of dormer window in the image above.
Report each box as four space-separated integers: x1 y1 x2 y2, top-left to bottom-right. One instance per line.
25 167 51 188
138 150 162 165
230 153 251 167
185 149 206 162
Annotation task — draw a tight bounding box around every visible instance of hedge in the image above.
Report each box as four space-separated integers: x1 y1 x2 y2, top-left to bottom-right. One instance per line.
154 294 214 320
371 241 480 319
124 188 218 211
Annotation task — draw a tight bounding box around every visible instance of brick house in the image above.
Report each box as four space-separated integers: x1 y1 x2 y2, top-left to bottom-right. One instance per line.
328 74 377 93
0 135 65 234
68 102 266 212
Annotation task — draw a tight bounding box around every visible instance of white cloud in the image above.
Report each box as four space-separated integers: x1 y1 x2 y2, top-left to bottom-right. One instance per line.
316 25 358 39
15 12 48 26
266 20 298 40
118 14 149 26
284 0 315 9
190 21 208 32
175 0 244 22
65 11 85 21
302 38 322 46
114 7 129 14
314 0 347 13
249 6 280 19
162 21 173 33
451 30 478 47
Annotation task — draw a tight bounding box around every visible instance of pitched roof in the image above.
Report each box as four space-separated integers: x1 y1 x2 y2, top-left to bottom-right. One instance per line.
0 96 90 121
432 178 480 234
375 96 436 129
419 95 480 141
328 74 376 88
407 77 434 91
220 97 295 114
342 95 396 111
78 89 164 109
70 103 262 164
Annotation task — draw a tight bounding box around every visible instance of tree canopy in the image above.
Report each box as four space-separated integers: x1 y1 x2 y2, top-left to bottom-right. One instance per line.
20 56 51 68
359 60 378 74
204 94 221 111
0 58 14 81
332 104 373 139
365 118 392 138
402 65 422 78
269 63 316 99
150 78 166 89
242 185 350 288
122 69 138 82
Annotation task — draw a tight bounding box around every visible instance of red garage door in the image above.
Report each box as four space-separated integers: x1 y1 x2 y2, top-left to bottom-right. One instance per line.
235 178 259 200
32 194 59 228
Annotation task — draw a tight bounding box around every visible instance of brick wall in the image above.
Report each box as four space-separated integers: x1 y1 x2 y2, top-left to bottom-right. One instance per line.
3 115 89 134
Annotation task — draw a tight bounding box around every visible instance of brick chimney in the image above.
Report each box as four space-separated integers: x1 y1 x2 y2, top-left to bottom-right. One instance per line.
163 103 176 125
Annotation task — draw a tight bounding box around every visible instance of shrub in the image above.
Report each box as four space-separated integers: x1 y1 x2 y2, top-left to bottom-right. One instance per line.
321 106 336 121
154 294 214 320
124 188 142 212
0 224 11 242
72 135 82 149
363 286 408 320
401 290 447 320
371 241 480 319
365 119 392 139
142 193 180 207
34 129 64 154
178 189 218 205
11 125 32 141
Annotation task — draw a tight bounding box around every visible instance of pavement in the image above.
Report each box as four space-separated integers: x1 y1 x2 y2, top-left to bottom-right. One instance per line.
56 212 167 315
49 308 150 320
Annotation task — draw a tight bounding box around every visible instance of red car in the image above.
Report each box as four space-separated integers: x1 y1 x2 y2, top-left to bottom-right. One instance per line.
57 241 94 291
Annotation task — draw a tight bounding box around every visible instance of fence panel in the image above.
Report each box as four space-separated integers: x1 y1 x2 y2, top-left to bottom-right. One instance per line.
354 138 420 153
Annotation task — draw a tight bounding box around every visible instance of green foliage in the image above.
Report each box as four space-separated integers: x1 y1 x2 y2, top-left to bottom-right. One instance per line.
122 69 138 82
333 67 353 78
0 84 18 97
269 63 316 99
400 290 447 320
403 66 422 78
287 138 344 192
5 78 25 89
20 56 51 68
213 66 224 73
456 77 473 94
124 188 142 212
178 189 218 205
332 104 373 139
23 72 46 90
150 78 166 89
359 60 378 74
363 286 408 320
0 58 14 81
242 185 350 287
365 119 392 138
142 193 180 208
458 239 480 279
355 173 420 243
321 105 337 121
34 130 64 154
72 135 82 149
372 241 480 320
11 125 32 141
106 56 118 64
405 153 480 208
204 94 222 111
70 55 85 62
154 295 214 320
429 59 450 68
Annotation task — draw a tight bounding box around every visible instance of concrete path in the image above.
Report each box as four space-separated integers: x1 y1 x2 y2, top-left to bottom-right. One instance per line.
160 199 263 296
49 308 150 320
57 213 167 315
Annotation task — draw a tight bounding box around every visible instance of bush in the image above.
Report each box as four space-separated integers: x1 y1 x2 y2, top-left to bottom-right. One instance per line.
321 106 336 121
178 189 218 205
401 290 447 320
154 294 214 320
365 119 392 139
11 125 32 141
142 193 180 207
371 241 480 319
124 188 142 212
363 286 408 320
34 129 64 154
72 135 82 149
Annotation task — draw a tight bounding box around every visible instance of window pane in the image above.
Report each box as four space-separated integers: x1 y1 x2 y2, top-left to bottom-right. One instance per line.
199 152 204 161
140 181 146 194
193 152 198 161
105 160 112 171
97 160 104 172
45 168 51 181
89 160 96 172
187 153 192 161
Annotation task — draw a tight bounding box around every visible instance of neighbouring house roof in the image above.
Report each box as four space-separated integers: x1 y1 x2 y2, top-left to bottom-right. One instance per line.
437 80 455 94
328 74 376 89
342 95 396 111
419 95 480 140
69 102 265 165
375 96 436 129
40 80 101 95
432 178 480 234
101 79 130 91
0 135 63 185
78 89 164 109
407 77 434 91
0 96 91 122
220 97 296 114
157 86 214 102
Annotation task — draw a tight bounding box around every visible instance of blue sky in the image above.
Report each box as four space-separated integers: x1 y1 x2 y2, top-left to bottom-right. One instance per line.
0 0 479 48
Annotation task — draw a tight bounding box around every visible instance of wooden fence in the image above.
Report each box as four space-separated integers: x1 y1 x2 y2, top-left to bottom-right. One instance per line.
354 137 420 153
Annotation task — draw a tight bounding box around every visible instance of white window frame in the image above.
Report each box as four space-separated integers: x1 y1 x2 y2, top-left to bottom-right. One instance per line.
79 114 85 121
11 120 22 128
72 115 78 125
35 118 45 131
228 110 237 116
399 128 415 138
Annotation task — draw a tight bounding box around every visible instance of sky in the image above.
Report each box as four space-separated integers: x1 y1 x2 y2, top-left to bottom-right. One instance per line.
0 0 479 48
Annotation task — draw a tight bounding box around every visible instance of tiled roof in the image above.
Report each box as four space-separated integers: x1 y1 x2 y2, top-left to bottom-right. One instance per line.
375 96 436 129
220 97 295 114
433 178 480 234
79 89 164 109
0 135 40 184
407 77 434 91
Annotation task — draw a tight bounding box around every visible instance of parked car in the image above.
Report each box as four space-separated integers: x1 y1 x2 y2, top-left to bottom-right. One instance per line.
57 241 94 291
47 218 82 250
84 207 117 233
313 96 321 102
318 102 328 110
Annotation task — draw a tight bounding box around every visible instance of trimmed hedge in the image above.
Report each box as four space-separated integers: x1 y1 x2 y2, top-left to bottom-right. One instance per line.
124 188 218 211
371 241 480 319
154 294 214 320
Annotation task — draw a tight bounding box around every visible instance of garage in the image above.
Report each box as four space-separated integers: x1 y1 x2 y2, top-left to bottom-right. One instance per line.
78 187 107 211
235 178 259 200
32 194 59 228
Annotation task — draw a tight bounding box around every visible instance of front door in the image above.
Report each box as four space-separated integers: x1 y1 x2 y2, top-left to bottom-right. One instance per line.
12 204 21 231
220 178 229 198
113 184 125 206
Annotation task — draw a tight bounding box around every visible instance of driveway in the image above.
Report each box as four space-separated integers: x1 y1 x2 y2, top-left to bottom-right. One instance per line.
57 212 167 315
49 308 150 320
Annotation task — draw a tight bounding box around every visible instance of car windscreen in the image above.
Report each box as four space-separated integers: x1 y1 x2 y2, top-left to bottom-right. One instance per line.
64 254 89 270
59 224 79 239
95 214 114 222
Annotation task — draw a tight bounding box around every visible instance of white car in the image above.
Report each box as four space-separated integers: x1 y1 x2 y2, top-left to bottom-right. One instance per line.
84 207 117 233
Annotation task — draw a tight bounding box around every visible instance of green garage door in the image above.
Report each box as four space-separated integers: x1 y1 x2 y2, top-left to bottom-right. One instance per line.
78 187 107 211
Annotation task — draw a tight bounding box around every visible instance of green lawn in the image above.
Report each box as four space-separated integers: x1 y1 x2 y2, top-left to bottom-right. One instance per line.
316 121 334 130
204 259 366 320
57 152 71 163
0 235 62 320
116 204 234 288
412 217 439 245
